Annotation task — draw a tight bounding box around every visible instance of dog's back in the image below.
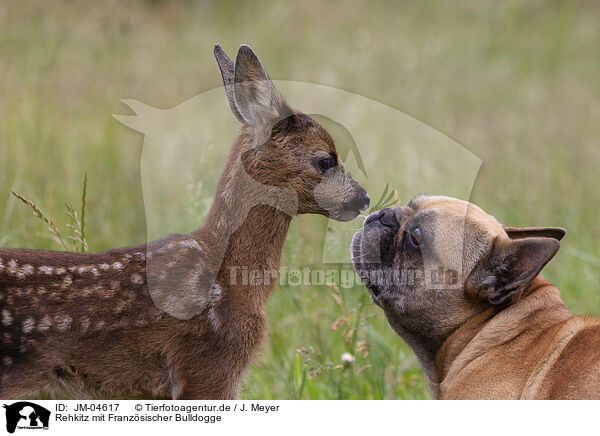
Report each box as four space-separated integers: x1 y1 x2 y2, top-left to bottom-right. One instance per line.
438 284 600 400
531 315 600 399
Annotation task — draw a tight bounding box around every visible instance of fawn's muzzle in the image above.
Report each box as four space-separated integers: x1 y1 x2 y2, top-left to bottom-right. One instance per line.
312 167 369 221
346 191 371 212
337 187 369 221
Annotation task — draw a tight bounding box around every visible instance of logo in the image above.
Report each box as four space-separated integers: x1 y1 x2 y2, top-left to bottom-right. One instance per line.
3 402 50 434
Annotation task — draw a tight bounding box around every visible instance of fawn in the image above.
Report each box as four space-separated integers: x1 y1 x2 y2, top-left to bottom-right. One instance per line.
0 44 369 399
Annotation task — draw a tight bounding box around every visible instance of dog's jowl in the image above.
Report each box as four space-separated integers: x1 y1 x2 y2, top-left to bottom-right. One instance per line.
353 194 600 399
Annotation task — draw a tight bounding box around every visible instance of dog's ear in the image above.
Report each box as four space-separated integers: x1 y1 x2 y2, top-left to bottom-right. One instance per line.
466 236 561 305
504 226 566 241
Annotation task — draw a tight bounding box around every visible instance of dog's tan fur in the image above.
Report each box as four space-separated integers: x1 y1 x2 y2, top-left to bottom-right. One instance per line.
353 195 600 399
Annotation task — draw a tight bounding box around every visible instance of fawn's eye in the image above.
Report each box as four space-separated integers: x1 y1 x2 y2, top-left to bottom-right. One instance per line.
409 227 423 248
316 156 337 172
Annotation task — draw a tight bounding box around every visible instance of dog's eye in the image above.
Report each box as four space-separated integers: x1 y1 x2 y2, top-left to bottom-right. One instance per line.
316 156 337 172
409 227 422 247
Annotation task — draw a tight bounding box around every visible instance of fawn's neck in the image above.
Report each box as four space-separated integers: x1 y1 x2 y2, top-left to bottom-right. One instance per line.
221 204 291 288
191 134 295 310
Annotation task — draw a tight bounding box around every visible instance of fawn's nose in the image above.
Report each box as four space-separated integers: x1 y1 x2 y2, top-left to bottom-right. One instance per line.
348 192 370 212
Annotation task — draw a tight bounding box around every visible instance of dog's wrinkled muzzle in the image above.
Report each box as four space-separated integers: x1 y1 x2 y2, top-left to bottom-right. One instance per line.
352 207 401 298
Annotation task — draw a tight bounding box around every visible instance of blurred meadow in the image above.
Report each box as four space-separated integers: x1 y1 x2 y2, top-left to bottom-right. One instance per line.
1 0 600 399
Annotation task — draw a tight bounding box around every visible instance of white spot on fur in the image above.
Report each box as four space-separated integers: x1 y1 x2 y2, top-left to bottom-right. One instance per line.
22 318 35 333
135 317 148 327
55 267 66 275
211 283 222 298
110 319 129 330
48 289 61 300
179 240 201 250
207 283 223 331
113 300 129 314
98 281 120 298
55 315 72 332
80 317 90 332
76 265 100 277
62 275 73 288
94 320 106 330
0 258 4 272
157 244 171 254
208 307 221 331
99 286 116 298
38 315 52 331
38 265 54 275
7 260 17 275
1 310 13 326
111 262 124 270
131 273 144 285
18 264 34 278
100 263 110 271
134 252 146 261
221 184 233 204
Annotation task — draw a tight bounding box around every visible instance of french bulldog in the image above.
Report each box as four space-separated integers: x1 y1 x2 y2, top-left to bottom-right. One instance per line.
352 194 600 399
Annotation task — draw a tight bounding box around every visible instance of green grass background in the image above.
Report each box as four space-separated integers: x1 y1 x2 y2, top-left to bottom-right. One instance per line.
1 0 600 399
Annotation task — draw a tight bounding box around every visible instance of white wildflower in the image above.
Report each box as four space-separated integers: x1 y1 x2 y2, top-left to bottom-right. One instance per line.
341 352 355 364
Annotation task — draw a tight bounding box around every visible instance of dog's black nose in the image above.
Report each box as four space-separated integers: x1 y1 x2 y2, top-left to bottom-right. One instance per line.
348 192 370 212
365 207 399 229
378 207 398 228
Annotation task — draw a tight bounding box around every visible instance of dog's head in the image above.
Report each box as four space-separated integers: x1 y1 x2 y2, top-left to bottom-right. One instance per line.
352 194 566 343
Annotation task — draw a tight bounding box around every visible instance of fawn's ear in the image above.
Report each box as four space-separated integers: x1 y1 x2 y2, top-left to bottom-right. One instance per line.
466 236 560 305
504 226 566 241
233 44 291 138
214 44 245 123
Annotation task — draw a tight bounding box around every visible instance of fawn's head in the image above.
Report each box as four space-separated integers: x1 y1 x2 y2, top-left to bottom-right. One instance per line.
214 44 369 221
